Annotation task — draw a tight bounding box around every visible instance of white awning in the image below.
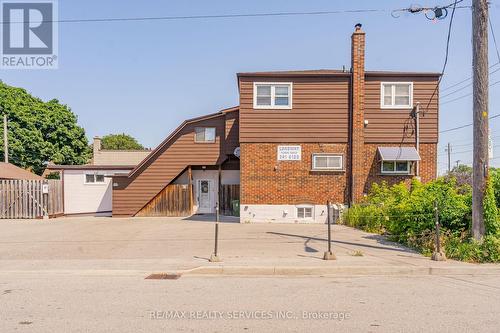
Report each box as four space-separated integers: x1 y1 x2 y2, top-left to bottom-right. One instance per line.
377 147 421 161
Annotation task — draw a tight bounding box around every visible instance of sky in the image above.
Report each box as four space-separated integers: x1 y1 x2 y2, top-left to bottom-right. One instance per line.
1 0 500 174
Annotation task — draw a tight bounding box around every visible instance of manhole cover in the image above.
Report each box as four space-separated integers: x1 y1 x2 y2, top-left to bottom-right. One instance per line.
145 273 181 280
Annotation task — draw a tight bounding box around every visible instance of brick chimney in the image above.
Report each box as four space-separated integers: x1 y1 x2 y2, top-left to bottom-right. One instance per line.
93 136 102 157
350 23 366 204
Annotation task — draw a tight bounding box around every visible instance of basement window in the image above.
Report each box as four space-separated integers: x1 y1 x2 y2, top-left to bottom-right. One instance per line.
297 205 313 219
194 127 216 143
312 154 343 171
253 83 292 109
381 82 413 109
381 161 411 175
84 173 105 184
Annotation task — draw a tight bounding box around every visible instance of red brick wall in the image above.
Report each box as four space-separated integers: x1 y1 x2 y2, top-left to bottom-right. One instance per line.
241 142 437 205
240 143 349 205
363 143 437 193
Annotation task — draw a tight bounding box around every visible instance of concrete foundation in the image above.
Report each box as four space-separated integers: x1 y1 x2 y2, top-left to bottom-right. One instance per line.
239 204 345 224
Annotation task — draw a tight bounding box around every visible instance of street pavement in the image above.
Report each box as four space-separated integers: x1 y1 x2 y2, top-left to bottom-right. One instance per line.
1 274 499 332
0 216 499 332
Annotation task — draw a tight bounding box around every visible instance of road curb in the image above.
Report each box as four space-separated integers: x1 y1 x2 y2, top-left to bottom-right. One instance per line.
180 265 500 277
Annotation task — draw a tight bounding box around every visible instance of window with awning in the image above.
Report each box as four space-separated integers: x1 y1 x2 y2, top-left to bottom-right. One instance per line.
377 147 420 175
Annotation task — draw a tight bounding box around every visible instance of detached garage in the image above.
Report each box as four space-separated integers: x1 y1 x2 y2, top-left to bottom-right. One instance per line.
43 165 134 216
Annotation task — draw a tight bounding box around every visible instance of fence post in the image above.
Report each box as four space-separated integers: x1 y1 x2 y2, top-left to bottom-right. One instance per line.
42 180 49 219
209 202 221 262
431 200 446 261
323 200 336 260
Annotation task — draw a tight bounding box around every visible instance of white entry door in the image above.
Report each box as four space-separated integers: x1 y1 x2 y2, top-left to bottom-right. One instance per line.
197 179 213 213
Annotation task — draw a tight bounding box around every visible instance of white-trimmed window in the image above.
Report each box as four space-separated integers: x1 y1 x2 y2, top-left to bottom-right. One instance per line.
312 154 343 171
194 127 216 143
381 82 413 109
253 83 292 109
297 205 313 219
381 161 411 174
84 173 105 184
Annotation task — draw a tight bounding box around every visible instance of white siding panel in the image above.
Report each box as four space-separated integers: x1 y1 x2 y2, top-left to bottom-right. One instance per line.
63 169 130 215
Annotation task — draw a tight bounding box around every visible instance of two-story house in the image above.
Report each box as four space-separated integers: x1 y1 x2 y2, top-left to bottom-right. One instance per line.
111 24 439 223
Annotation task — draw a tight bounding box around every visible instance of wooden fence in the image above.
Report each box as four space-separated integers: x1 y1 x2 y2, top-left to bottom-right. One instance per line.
220 184 240 216
0 179 63 219
136 184 192 217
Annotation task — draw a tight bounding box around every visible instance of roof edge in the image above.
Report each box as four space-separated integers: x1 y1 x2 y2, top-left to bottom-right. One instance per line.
237 70 441 78
127 106 239 178
45 165 136 170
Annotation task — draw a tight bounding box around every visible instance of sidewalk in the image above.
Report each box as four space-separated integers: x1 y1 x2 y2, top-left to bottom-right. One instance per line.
0 216 498 277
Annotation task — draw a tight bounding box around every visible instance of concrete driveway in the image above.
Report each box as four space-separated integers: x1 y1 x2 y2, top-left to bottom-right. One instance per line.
0 216 494 276
1 216 500 332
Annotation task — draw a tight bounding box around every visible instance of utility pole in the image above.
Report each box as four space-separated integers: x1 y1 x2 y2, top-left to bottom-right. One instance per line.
472 0 488 240
2 112 7 163
445 143 452 173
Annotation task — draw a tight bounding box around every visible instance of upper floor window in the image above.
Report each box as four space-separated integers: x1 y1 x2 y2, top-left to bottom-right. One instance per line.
85 173 105 184
194 127 216 143
312 154 343 171
253 83 292 109
381 82 413 109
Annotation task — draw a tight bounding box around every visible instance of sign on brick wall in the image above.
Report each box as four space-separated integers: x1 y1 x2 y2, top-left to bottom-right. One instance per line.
277 146 301 161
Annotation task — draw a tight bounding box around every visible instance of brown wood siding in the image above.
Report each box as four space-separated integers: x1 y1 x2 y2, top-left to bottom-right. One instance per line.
224 111 239 154
364 76 439 143
239 77 350 143
135 184 192 217
112 116 226 216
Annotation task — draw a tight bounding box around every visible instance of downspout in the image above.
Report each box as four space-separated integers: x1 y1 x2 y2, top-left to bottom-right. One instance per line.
415 103 421 179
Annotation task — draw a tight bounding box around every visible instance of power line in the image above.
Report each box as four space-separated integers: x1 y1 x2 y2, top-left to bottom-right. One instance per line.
440 66 500 98
0 4 474 25
424 0 460 115
440 13 500 97
0 9 394 25
440 62 500 92
391 1 470 19
440 113 500 133
440 79 500 105
490 9 500 64
438 144 500 156
440 139 495 149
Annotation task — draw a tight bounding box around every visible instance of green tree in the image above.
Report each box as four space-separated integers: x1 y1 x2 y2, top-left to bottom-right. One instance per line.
446 164 473 190
0 81 90 174
101 133 144 150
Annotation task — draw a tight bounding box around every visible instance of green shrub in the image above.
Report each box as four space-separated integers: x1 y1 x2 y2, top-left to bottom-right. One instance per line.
343 204 384 233
343 178 471 238
445 235 500 263
340 176 500 263
491 168 500 207
484 175 500 236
